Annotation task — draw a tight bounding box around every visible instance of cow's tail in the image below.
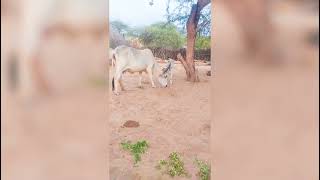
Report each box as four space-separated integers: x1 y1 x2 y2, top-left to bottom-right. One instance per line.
112 77 115 91
111 49 117 91
111 50 117 91
112 52 116 67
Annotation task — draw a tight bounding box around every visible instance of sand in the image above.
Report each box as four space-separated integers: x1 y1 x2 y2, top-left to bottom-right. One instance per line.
109 62 211 179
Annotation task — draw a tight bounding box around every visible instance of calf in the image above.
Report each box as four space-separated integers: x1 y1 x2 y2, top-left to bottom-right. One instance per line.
158 58 175 87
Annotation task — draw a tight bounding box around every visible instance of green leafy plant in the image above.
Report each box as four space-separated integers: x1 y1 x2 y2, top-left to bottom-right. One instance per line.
194 159 211 180
120 140 149 165
195 36 211 50
140 22 185 49
156 152 190 178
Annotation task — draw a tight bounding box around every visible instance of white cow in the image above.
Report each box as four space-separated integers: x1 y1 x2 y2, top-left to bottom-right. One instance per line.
111 45 167 95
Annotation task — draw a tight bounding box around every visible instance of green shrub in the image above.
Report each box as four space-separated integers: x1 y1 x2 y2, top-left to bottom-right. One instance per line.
140 22 184 49
195 159 211 180
121 140 149 165
156 152 190 178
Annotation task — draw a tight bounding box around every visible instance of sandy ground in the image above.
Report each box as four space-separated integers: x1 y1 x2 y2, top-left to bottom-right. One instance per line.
109 62 211 179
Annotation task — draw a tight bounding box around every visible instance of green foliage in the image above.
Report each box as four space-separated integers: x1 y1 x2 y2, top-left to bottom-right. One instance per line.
121 140 149 165
194 159 211 180
109 20 128 48
127 27 145 38
140 22 184 49
156 152 190 178
195 36 211 50
110 20 129 35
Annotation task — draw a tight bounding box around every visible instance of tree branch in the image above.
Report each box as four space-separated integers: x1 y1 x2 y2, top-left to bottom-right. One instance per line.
197 0 211 10
177 53 190 77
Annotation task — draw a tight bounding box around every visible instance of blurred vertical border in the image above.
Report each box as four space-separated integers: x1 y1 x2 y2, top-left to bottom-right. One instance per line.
2 0 109 179
211 0 319 180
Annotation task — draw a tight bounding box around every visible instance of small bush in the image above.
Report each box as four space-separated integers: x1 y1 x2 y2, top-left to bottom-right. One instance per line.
156 152 190 178
195 159 211 180
121 140 149 165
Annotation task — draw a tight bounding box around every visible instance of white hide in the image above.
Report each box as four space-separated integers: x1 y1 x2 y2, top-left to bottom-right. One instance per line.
109 48 115 67
112 45 165 95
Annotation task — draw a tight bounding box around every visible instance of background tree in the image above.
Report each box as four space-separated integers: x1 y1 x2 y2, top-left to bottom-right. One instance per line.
150 0 211 82
127 26 145 38
195 36 211 50
109 25 128 48
165 0 211 37
140 22 184 49
110 20 130 37
177 0 211 81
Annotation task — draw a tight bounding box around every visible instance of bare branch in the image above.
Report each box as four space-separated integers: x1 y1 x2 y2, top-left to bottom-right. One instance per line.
164 0 211 36
197 0 211 10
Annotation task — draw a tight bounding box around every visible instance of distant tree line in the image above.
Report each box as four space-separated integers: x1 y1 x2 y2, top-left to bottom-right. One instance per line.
149 47 211 61
109 20 210 50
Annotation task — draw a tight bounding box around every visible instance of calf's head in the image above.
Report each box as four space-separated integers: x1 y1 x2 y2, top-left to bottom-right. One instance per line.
157 74 168 87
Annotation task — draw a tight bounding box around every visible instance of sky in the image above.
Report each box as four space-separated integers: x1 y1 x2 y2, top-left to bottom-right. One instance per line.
109 0 167 27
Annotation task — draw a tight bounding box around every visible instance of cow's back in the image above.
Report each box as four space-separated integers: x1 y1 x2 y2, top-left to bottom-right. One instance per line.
115 46 155 66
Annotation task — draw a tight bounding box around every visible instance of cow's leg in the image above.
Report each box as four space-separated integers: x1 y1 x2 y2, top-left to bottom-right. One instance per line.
119 76 125 91
146 66 156 88
112 58 115 67
138 72 143 88
113 72 122 95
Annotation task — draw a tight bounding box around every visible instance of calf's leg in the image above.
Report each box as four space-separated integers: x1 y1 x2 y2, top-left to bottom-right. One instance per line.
170 71 173 85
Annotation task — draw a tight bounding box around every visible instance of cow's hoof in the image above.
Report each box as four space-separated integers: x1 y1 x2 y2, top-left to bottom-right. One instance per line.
152 86 156 88
113 92 120 96
138 86 144 89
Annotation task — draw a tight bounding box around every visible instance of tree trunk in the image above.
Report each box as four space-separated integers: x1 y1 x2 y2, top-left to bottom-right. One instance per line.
184 0 210 82
177 53 191 78
185 4 198 82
